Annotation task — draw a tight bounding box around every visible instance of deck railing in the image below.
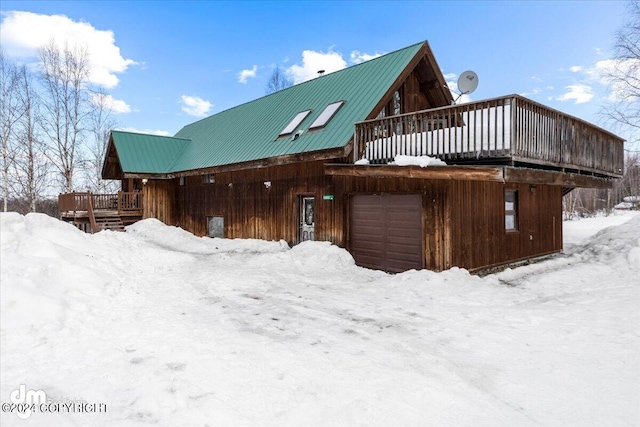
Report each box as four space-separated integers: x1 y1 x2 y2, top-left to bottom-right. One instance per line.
58 191 143 214
354 94 624 177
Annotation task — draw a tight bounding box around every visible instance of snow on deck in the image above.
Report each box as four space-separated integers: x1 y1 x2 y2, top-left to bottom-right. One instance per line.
1 211 639 426
364 104 511 161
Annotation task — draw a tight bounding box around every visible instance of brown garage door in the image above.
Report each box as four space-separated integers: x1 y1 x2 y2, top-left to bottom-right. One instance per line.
349 194 423 273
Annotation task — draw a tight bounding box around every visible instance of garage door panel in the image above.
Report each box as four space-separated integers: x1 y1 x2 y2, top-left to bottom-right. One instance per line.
350 194 423 272
387 227 421 238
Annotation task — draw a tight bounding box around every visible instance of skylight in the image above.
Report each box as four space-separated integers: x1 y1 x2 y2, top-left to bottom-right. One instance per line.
279 110 311 136
309 101 344 129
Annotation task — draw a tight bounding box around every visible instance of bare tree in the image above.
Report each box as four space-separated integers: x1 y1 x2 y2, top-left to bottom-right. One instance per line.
0 50 23 211
613 151 640 204
84 89 119 193
601 0 640 147
266 66 293 94
38 41 90 192
11 65 51 212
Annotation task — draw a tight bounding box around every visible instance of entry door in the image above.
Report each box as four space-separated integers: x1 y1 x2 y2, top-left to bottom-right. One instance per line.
300 196 315 242
350 194 423 272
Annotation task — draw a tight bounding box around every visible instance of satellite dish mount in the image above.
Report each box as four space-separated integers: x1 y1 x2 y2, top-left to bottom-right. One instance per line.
450 70 479 104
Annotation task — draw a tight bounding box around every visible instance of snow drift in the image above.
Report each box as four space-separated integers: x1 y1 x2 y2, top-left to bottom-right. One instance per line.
1 211 638 426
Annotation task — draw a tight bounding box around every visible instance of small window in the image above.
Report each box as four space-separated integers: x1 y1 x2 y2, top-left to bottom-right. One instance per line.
279 110 311 136
207 216 224 238
505 190 518 231
203 173 215 184
309 101 344 129
179 176 186 186
393 91 401 115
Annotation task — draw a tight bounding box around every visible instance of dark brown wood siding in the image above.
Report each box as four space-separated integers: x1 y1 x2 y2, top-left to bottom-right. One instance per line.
445 181 562 270
152 161 561 273
143 179 176 225
331 175 562 271
174 160 339 244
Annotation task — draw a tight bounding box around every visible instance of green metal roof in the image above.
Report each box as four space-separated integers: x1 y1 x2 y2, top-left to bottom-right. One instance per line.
109 41 427 175
110 131 190 174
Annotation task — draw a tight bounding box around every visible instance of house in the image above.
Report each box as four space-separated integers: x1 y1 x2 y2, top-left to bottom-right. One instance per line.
93 41 624 273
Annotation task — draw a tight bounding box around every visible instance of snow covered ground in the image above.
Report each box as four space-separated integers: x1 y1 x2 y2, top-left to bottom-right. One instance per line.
1 210 639 426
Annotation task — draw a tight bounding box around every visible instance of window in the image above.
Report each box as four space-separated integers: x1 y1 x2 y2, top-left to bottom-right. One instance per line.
207 216 224 238
179 176 186 186
505 190 518 231
393 90 401 115
279 110 311 136
309 101 344 129
203 173 215 184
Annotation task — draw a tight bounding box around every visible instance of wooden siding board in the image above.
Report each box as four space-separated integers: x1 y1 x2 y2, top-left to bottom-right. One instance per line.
165 160 565 273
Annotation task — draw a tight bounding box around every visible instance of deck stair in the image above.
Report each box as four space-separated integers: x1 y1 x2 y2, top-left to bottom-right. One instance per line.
58 191 143 233
94 213 126 232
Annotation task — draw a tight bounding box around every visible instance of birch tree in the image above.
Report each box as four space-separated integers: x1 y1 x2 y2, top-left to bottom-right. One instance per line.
602 0 640 146
38 41 90 192
11 65 50 212
0 50 22 211
81 89 119 192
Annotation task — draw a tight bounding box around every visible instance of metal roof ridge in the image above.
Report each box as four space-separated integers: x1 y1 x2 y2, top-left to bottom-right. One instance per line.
175 41 427 134
111 129 192 142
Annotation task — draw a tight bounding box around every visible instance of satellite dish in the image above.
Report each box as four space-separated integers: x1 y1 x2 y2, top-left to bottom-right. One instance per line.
457 70 479 95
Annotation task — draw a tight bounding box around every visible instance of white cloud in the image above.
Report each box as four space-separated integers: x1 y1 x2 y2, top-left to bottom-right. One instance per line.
90 93 131 114
445 80 471 104
443 73 471 104
557 84 594 104
563 57 640 103
569 66 583 72
594 57 640 102
237 65 258 84
286 49 348 84
116 127 170 136
0 11 136 88
180 95 212 117
350 50 383 64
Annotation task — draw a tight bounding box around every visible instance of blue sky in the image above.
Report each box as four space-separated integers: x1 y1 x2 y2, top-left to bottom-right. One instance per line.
0 1 631 143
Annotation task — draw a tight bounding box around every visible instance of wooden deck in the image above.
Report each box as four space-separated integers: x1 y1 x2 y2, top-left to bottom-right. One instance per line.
354 94 624 178
58 191 143 233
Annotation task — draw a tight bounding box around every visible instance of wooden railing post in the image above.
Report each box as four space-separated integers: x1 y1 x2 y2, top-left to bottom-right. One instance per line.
86 192 99 233
510 96 517 159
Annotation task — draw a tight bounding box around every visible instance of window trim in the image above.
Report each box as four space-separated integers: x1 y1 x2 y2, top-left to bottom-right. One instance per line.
202 173 215 184
505 189 518 232
279 109 312 136
309 101 345 130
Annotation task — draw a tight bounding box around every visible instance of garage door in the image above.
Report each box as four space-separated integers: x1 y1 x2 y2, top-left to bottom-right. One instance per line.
349 194 423 273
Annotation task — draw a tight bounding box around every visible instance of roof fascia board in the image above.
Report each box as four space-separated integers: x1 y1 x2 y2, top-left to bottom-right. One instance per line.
172 145 351 177
101 135 115 178
364 41 454 121
503 167 616 188
325 164 504 181
421 41 453 106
